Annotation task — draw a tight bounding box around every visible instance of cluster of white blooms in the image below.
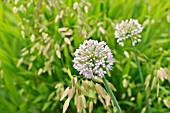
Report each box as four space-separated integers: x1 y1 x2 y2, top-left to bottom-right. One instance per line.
73 39 114 79
114 19 143 46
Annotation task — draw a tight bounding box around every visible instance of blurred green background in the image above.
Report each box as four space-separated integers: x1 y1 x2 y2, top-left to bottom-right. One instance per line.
0 0 170 113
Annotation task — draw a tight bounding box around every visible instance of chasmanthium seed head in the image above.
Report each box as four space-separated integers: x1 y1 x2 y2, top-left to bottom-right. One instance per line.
73 39 114 79
114 19 143 46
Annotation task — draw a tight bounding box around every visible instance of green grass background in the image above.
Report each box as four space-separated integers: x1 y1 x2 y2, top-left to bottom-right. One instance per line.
0 0 170 113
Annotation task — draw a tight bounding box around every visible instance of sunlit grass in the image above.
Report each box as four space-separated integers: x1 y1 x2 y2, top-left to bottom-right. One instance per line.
0 0 170 113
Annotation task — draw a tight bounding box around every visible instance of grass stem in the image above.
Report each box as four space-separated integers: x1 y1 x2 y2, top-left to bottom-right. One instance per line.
131 38 152 113
103 76 122 113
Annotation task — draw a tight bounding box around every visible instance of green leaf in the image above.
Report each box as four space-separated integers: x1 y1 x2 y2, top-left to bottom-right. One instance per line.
0 97 17 113
42 101 52 112
137 91 143 109
3 71 20 106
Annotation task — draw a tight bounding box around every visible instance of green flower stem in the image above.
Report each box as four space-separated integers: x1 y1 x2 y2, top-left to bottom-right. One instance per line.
131 38 152 113
103 76 122 113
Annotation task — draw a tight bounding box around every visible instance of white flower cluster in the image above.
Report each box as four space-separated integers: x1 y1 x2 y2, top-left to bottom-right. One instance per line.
73 39 114 79
114 19 143 46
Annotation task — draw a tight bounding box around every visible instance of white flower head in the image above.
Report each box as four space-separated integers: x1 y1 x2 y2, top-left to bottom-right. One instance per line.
73 39 114 79
114 18 143 46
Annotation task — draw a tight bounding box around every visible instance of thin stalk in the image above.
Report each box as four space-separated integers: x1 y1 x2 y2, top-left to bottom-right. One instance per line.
131 38 151 113
103 76 122 113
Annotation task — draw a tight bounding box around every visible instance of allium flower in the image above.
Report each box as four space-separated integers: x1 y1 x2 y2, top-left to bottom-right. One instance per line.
73 39 114 79
114 18 143 46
